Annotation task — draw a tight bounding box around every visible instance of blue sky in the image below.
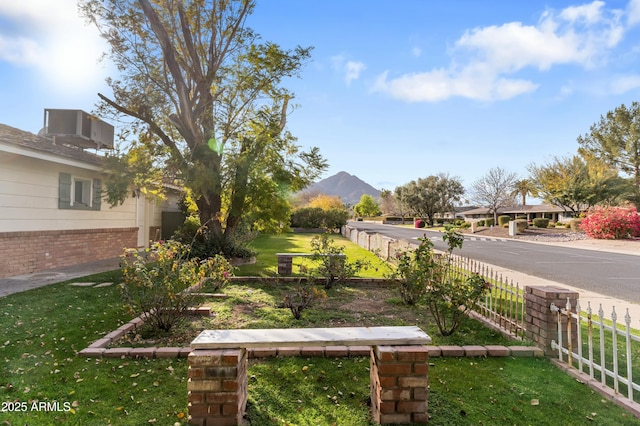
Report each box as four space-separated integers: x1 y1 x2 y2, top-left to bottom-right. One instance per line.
2 1 640 195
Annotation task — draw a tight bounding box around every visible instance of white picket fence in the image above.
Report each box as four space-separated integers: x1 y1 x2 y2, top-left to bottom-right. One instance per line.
448 254 526 338
551 298 640 403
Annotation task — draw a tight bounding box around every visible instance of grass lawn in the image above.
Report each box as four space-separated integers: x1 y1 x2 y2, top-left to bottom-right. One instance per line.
0 232 638 425
237 232 390 277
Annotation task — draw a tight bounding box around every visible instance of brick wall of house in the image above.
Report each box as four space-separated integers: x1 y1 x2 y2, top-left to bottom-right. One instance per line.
0 227 137 278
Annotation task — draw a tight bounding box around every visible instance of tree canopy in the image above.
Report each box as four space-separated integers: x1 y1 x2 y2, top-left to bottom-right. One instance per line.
81 0 327 244
395 174 464 225
353 194 381 218
307 194 345 211
527 155 629 213
577 101 640 202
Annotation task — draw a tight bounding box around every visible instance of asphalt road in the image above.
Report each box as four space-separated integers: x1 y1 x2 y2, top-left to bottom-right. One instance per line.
347 221 640 304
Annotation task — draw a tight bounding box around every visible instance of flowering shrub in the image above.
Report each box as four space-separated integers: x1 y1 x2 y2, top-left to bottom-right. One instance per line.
580 204 640 240
414 219 425 228
119 240 233 332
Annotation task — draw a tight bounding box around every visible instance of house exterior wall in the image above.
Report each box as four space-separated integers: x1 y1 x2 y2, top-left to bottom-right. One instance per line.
0 152 137 233
0 150 178 278
0 227 137 278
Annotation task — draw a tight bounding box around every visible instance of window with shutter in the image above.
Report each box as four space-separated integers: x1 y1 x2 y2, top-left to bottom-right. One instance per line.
59 172 71 209
59 172 101 211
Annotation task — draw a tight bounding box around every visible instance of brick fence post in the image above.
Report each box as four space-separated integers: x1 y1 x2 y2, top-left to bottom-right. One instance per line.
525 286 579 356
370 345 429 424
188 349 247 426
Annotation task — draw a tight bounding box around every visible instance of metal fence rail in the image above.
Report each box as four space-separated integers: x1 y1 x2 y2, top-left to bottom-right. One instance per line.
449 254 526 338
551 298 640 403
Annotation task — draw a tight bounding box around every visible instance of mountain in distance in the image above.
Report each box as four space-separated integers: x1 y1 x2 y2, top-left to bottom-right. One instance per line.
303 171 381 205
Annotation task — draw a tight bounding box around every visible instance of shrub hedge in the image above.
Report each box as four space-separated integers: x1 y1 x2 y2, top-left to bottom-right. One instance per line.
498 215 511 227
532 218 550 228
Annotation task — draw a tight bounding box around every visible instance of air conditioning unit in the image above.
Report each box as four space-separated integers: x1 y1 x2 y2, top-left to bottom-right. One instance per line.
43 109 114 149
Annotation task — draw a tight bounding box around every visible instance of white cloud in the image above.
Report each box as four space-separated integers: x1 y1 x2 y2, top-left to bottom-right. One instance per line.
331 55 366 85
411 47 422 57
372 69 538 102
628 0 640 25
0 1 110 95
344 61 366 85
373 0 628 102
610 74 640 93
559 1 606 24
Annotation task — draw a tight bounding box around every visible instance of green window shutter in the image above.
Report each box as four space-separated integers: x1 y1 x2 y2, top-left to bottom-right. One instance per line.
59 172 71 209
92 178 102 211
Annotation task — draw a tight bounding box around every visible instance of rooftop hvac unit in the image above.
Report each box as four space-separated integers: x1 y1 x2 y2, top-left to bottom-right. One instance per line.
43 109 114 149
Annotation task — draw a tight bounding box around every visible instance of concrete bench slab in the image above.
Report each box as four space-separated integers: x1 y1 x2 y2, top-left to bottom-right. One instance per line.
191 326 432 349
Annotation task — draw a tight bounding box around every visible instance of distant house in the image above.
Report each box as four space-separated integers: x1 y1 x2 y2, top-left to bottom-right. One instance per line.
0 120 181 279
459 204 577 223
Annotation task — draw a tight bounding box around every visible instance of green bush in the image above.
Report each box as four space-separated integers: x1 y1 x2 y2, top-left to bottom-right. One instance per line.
477 219 485 226
119 240 233 332
532 218 550 228
485 218 495 227
498 215 511 227
290 207 325 228
290 207 349 230
323 208 350 230
173 215 257 259
310 233 369 289
459 221 471 229
515 219 528 233
391 227 489 335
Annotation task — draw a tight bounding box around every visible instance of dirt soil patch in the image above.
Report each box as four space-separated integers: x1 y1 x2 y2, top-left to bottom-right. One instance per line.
113 281 507 348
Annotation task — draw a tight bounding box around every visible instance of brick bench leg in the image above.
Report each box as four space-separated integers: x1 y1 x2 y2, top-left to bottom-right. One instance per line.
188 349 247 426
370 345 429 424
277 255 293 275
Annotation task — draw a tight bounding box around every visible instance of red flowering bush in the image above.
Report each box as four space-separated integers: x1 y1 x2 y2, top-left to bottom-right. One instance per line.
414 219 425 228
580 204 640 240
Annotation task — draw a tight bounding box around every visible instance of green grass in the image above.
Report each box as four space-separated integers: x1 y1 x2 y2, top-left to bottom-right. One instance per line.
238 232 390 278
1 233 639 425
0 271 189 425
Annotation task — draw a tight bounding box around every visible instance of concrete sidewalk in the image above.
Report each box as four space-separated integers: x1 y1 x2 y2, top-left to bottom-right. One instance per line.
0 257 120 298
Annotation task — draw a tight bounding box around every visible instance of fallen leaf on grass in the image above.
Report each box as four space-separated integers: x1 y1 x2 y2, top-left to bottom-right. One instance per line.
531 399 539 406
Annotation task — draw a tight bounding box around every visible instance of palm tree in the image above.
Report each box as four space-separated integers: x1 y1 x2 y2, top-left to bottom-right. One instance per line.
511 179 535 206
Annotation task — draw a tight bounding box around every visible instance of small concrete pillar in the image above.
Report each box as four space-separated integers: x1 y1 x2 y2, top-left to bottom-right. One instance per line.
370 345 429 424
525 286 579 356
188 349 247 426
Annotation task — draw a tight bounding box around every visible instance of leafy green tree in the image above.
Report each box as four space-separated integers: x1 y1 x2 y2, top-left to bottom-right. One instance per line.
80 0 327 250
469 167 517 224
577 102 640 202
398 173 464 225
353 194 381 218
528 155 629 214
